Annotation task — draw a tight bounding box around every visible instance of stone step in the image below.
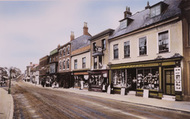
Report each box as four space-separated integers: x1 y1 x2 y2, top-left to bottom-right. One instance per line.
162 95 175 101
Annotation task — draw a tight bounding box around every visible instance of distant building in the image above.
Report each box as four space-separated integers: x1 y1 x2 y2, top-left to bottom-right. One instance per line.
39 55 49 85
49 48 58 84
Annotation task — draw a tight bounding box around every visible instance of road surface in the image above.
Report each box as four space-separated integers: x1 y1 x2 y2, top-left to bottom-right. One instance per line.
9 81 190 119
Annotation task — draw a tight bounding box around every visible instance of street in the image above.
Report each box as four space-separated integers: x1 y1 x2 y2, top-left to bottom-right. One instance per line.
9 81 190 119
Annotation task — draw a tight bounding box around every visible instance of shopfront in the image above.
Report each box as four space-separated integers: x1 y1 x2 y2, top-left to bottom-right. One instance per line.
73 71 89 90
110 56 183 100
88 70 109 92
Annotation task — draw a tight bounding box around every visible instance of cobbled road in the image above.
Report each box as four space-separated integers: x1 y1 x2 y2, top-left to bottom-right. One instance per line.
10 81 190 119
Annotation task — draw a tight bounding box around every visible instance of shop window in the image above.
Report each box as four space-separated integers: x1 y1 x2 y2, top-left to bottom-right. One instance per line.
124 41 130 58
74 59 77 69
63 60 65 69
82 57 86 69
67 59 69 69
136 68 159 91
158 31 169 53
102 39 106 50
93 42 96 52
112 70 125 88
150 4 161 17
113 44 119 59
139 37 147 55
94 57 97 69
89 75 103 86
99 56 102 68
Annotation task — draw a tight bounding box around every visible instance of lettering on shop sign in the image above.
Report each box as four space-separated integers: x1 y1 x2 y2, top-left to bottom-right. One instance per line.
174 67 182 92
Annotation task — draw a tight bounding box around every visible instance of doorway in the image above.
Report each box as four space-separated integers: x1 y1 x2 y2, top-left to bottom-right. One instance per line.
165 70 175 95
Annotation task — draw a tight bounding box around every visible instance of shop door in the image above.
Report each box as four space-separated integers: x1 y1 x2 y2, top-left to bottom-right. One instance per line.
165 70 175 95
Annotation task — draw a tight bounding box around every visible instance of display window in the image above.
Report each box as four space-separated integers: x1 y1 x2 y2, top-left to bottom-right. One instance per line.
112 69 125 88
136 68 159 91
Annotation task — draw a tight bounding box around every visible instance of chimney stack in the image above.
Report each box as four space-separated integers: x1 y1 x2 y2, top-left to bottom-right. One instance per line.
124 6 132 18
83 22 89 35
145 1 150 9
30 62 32 66
70 31 75 41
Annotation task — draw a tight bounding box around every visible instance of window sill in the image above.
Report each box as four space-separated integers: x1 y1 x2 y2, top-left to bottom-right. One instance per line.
156 51 170 55
113 58 119 60
123 57 131 59
138 54 148 57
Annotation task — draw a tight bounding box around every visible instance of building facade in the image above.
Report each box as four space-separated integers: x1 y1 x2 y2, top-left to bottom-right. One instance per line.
71 22 91 89
108 0 189 100
39 55 49 85
88 29 114 92
57 42 72 88
49 48 58 85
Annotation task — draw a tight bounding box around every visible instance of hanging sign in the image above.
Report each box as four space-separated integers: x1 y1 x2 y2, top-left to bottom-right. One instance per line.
174 67 182 92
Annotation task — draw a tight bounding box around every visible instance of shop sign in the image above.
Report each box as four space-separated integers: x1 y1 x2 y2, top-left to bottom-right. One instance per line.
174 67 182 92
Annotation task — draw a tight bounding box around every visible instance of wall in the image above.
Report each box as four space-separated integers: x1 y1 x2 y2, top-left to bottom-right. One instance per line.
109 20 183 65
71 51 90 70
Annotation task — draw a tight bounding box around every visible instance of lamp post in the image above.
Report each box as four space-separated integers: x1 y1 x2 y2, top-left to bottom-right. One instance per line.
8 68 12 94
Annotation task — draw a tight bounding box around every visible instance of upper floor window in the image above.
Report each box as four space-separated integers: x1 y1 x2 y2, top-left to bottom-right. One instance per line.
74 59 77 69
102 39 106 50
139 37 147 55
94 57 97 69
99 56 102 68
63 48 65 56
113 44 119 59
158 31 169 53
67 46 70 55
59 61 62 70
63 60 65 69
120 19 127 29
59 50 62 58
150 5 161 17
124 41 130 58
82 57 86 69
67 59 70 69
93 42 96 52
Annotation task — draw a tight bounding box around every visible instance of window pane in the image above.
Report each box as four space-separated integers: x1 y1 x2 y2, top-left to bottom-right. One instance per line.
114 44 118 59
139 37 147 55
158 31 169 53
124 41 130 58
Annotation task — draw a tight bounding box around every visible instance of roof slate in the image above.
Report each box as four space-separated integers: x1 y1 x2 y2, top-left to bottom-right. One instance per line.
109 0 182 40
71 35 91 52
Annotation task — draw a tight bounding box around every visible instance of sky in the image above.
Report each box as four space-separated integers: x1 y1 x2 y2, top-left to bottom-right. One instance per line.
0 0 161 73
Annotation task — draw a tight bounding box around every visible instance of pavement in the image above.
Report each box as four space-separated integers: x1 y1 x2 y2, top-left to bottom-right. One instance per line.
0 87 14 119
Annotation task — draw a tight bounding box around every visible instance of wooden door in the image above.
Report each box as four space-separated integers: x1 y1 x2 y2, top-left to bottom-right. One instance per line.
165 70 175 95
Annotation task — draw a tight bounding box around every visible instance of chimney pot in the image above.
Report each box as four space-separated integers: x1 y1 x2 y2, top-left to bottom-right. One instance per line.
124 6 132 18
70 31 75 41
83 22 89 35
145 1 150 9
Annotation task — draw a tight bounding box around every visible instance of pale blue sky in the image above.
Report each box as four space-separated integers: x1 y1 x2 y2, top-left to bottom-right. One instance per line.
0 0 161 72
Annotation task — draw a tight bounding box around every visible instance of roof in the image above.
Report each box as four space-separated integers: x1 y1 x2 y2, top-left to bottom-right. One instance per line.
109 0 182 40
71 35 91 52
90 29 114 41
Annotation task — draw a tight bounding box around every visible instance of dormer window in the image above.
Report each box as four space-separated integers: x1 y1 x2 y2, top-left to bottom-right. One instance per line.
120 19 127 29
150 4 161 17
150 2 168 17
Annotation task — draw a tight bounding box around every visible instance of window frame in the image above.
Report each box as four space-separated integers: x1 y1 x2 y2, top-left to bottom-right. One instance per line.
139 37 147 56
82 57 86 69
93 42 96 52
124 41 130 58
150 4 161 17
113 44 119 59
157 30 170 53
67 45 70 55
102 39 106 50
74 59 77 69
67 58 70 69
63 60 65 70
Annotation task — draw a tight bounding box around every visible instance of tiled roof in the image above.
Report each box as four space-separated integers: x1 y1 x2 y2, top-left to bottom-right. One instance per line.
109 0 182 40
71 35 91 52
